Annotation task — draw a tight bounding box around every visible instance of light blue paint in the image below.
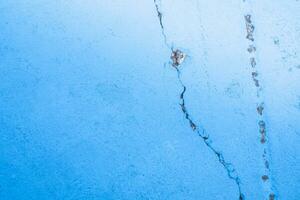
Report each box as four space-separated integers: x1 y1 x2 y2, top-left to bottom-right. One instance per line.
0 1 299 199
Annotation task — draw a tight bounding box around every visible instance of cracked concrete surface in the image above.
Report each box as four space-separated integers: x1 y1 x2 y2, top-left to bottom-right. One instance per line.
154 1 244 199
0 0 299 200
242 7 276 198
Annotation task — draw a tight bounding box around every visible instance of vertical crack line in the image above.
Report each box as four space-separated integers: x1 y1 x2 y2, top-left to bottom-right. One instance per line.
153 0 171 48
176 67 244 200
152 2 244 199
242 1 277 199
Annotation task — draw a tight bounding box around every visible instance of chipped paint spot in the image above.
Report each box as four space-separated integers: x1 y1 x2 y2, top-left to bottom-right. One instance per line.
262 175 269 182
269 193 276 200
171 49 186 67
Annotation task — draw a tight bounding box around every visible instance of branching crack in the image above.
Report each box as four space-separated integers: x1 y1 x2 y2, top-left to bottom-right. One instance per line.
153 1 244 199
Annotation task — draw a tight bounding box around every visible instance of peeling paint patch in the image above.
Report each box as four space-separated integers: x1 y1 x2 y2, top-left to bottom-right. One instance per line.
269 193 276 200
262 175 269 182
245 14 255 42
242 2 278 198
171 49 186 67
257 103 264 115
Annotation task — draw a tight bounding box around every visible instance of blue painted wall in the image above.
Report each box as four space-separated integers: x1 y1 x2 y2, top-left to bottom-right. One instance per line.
0 1 299 199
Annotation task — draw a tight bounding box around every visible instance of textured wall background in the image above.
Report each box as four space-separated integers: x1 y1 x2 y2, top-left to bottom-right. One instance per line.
0 1 299 199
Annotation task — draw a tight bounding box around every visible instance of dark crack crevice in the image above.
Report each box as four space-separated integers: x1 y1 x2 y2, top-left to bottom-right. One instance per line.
175 67 244 200
153 1 245 199
153 0 169 48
